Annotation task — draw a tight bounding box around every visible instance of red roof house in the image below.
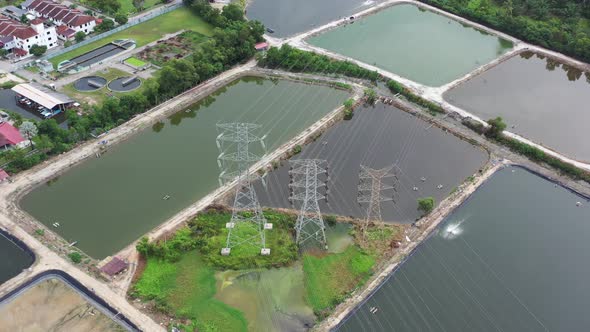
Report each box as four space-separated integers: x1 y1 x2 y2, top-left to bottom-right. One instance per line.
100 256 128 276
0 122 24 147
0 169 9 182
255 42 269 51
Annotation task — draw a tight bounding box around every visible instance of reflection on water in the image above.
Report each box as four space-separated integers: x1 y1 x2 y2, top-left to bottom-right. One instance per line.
445 51 590 161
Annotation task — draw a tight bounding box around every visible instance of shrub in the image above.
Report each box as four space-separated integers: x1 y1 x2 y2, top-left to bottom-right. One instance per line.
69 251 82 263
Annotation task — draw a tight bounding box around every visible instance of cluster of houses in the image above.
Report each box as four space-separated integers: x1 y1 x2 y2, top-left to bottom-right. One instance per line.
0 0 97 57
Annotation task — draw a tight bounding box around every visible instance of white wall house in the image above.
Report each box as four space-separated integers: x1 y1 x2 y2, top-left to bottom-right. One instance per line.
23 0 96 35
0 15 57 56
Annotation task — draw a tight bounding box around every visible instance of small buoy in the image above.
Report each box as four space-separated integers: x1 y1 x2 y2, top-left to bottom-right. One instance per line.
420 177 426 182
576 201 582 207
413 187 418 191
437 184 443 189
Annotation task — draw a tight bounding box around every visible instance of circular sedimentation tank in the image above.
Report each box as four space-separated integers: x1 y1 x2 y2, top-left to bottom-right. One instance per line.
73 76 107 91
108 76 142 92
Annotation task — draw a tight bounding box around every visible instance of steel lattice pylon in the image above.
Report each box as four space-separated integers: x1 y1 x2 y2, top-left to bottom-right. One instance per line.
357 165 398 235
289 159 329 249
216 123 271 256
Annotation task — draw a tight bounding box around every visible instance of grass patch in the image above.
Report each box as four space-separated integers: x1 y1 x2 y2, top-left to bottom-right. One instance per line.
61 67 144 105
133 252 247 331
303 246 375 318
50 7 214 66
189 208 298 270
124 57 147 67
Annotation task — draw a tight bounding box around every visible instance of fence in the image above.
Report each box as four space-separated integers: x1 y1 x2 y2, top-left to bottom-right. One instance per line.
16 3 183 69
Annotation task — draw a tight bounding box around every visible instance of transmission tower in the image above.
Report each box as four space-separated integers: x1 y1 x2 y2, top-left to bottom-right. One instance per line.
216 123 272 256
289 159 329 249
357 165 397 235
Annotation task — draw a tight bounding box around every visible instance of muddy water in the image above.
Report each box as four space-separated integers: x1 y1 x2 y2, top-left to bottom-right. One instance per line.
0 231 33 284
215 224 353 331
308 4 513 86
0 277 128 331
247 0 386 38
257 103 487 223
21 77 349 258
337 166 590 331
445 51 590 161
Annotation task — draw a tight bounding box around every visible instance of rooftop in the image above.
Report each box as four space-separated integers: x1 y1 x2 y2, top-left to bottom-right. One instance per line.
0 122 24 147
100 257 128 276
12 83 73 110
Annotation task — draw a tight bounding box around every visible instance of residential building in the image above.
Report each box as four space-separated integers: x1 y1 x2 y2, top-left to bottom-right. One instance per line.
23 0 96 35
0 15 57 56
0 121 24 148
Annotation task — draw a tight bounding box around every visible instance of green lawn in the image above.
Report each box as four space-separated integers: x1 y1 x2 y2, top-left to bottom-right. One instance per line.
117 0 163 15
303 246 375 317
134 252 247 331
124 57 147 67
50 7 214 66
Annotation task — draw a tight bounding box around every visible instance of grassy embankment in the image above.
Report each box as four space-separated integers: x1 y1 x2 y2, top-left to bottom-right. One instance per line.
50 7 214 67
132 208 391 330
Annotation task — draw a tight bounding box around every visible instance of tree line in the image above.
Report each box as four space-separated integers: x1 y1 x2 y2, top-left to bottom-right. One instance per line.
1 1 263 174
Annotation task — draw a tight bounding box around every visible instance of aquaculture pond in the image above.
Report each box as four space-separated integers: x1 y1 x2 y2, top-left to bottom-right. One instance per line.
445 51 590 162
0 274 133 331
0 230 33 284
257 103 487 223
247 0 386 38
308 4 513 86
20 77 349 258
336 166 590 331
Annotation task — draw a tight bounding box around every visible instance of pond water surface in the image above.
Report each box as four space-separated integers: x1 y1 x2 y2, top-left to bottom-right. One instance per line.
336 166 590 331
257 103 487 223
247 0 386 38
308 4 513 86
21 78 349 258
0 231 33 284
445 51 590 161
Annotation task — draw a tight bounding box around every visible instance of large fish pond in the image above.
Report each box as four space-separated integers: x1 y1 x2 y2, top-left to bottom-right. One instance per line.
337 166 590 331
308 3 513 87
20 77 349 259
445 51 590 162
257 103 488 223
246 0 387 38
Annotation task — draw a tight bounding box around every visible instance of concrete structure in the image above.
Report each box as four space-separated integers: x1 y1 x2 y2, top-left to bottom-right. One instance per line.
0 15 57 56
0 122 24 148
23 0 96 35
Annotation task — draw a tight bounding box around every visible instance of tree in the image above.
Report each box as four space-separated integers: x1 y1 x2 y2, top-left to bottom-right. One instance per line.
20 14 28 24
75 31 86 43
0 49 8 58
364 88 377 105
19 121 38 149
417 197 435 215
29 44 47 57
95 19 115 33
114 12 128 25
486 116 507 139
221 3 245 22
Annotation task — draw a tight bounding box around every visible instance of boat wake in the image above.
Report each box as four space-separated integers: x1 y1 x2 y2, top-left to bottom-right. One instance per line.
440 216 470 240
